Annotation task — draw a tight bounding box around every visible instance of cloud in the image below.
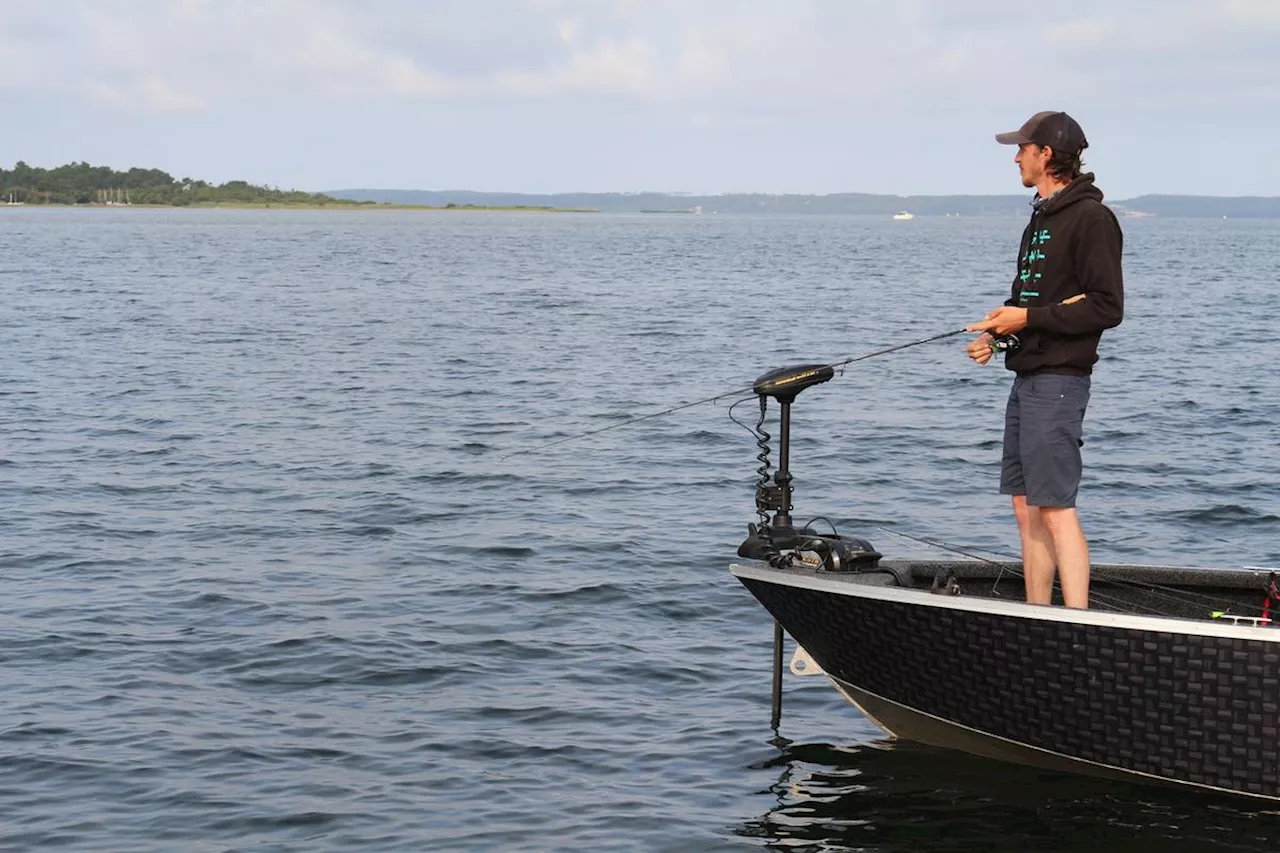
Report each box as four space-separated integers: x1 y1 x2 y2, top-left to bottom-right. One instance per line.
2 0 1278 195
137 76 207 112
1223 0 1280 25
1046 17 1116 48
2 0 1278 114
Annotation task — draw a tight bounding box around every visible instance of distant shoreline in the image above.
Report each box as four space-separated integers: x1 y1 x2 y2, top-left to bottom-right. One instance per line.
6 160 1278 217
324 189 1280 219
0 202 599 213
5 199 1277 219
1 161 604 211
7 156 1277 217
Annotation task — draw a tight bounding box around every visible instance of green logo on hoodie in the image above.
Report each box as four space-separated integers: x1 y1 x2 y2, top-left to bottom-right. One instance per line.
1019 227 1051 289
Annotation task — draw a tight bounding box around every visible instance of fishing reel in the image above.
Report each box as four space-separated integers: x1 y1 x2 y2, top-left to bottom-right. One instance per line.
990 333 1020 353
737 363 882 572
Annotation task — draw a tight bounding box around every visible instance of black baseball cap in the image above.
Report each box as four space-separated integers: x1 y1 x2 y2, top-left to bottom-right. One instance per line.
995 111 1088 154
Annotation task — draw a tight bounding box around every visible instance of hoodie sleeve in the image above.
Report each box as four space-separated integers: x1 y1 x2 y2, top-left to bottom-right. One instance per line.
1026 208 1124 335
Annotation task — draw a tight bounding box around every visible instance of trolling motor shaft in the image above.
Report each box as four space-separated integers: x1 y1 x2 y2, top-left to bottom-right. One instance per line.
738 363 881 572
751 364 834 529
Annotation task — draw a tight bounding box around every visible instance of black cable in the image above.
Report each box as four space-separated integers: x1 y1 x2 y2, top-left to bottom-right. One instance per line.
726 395 763 435
801 516 840 536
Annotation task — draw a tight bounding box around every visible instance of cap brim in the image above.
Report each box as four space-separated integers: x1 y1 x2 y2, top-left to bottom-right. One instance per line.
994 131 1030 145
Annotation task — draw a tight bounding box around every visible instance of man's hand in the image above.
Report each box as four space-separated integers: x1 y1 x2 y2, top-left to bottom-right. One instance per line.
967 306 1029 336
967 333 994 365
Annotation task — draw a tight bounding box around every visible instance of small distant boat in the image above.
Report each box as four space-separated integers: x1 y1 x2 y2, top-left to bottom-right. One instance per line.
640 205 702 215
892 211 914 220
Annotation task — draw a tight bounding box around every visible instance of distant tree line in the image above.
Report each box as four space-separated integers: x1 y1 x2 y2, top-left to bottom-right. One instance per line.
0 161 365 206
331 188 1280 218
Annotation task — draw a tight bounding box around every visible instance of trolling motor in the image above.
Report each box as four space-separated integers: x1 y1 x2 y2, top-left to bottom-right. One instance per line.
737 363 881 572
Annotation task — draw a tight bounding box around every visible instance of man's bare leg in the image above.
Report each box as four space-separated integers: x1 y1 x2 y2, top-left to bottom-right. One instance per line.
1040 506 1090 608
1012 495 1055 604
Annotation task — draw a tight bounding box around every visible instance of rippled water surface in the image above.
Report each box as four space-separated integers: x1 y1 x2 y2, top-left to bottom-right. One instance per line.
2 207 1278 851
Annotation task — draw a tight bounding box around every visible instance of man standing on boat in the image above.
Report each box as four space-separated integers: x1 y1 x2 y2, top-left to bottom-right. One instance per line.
966 111 1124 609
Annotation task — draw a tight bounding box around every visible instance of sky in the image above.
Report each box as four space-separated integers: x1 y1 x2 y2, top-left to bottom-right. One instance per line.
3 0 1279 198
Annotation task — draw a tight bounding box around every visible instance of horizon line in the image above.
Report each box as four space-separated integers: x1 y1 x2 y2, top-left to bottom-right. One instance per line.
322 188 1280 200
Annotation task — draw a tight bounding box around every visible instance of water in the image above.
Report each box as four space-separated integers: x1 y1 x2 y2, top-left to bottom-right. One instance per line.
1 207 1278 851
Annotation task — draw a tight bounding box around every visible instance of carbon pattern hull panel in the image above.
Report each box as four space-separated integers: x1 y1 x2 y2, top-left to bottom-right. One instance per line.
736 568 1280 800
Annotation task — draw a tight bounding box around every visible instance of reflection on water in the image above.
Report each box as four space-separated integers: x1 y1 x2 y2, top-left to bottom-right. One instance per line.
740 738 1280 852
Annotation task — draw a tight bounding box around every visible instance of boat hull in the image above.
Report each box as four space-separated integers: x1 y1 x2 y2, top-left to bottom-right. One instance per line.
734 562 1280 801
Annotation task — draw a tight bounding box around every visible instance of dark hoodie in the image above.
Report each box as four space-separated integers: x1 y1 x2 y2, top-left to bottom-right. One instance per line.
1003 172 1124 376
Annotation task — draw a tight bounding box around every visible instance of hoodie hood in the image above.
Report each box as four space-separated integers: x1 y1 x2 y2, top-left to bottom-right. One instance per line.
1038 172 1104 217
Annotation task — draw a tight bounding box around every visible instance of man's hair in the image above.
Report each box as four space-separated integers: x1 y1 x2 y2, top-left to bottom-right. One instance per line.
1046 145 1085 182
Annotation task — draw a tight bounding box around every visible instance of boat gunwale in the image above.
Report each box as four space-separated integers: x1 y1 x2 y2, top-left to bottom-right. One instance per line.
730 560 1280 642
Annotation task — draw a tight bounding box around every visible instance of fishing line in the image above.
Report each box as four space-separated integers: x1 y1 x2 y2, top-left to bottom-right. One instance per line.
988 535 1266 615
500 326 969 460
876 527 1014 569
499 384 757 461
876 526 1139 613
877 526 1266 618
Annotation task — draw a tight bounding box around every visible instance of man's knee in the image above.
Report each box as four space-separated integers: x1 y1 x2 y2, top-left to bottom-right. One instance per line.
1011 495 1043 532
1038 506 1080 535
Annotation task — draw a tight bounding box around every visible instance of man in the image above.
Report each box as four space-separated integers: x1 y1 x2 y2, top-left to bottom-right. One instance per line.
966 111 1124 609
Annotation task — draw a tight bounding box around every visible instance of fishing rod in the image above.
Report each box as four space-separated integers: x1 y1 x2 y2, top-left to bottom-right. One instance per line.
500 326 970 460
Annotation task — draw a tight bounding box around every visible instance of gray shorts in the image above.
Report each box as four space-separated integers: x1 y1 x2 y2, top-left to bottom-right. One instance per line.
1000 373 1091 508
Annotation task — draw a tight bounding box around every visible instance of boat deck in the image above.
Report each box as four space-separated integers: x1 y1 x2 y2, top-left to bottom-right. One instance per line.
733 558 1277 622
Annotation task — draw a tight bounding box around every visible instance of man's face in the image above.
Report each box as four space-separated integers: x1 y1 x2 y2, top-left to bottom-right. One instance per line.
1015 142 1050 188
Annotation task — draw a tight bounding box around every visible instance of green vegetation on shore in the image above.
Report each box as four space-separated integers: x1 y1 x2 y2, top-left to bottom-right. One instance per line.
0 161 595 212
0 160 359 207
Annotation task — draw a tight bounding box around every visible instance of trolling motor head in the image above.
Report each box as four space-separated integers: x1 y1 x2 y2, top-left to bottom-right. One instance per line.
737 362 881 572
752 363 835 402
